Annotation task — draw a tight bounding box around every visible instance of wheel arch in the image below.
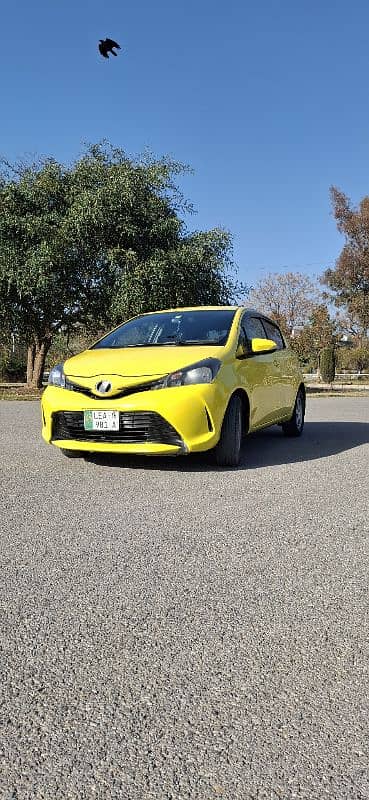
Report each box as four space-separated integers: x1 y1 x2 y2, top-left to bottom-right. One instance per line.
229 388 250 436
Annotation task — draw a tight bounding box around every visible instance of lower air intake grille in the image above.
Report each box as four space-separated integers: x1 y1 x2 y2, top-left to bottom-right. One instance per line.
52 411 183 446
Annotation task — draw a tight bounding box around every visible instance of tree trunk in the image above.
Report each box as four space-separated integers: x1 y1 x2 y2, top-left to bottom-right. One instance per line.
31 342 48 389
27 336 52 388
26 344 36 385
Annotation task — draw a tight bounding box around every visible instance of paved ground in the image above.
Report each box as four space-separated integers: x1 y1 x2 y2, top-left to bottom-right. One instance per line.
1 398 369 800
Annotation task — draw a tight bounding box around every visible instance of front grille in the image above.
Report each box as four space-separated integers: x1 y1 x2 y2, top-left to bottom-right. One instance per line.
52 411 183 446
64 380 96 399
64 379 157 400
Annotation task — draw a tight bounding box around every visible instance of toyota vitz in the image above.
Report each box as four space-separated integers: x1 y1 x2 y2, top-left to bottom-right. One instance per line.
41 307 305 467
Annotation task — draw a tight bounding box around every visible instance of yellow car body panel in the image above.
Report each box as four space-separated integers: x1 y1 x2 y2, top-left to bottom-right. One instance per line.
41 306 304 457
62 343 225 380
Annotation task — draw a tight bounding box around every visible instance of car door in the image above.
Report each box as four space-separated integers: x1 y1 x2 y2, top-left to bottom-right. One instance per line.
236 315 283 429
261 318 296 415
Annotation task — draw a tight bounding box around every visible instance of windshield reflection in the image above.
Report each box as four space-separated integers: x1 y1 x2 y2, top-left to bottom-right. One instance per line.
92 310 237 350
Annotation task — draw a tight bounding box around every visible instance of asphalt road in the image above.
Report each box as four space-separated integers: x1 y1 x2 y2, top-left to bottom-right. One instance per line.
1 397 369 800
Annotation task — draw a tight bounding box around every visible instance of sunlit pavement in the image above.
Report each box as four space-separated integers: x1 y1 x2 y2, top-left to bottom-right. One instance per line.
1 398 369 799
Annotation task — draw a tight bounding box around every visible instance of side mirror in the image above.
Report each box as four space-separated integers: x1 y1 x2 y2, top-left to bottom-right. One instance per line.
251 337 277 354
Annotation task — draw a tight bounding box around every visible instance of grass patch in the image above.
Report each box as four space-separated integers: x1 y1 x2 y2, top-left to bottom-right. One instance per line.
0 385 44 401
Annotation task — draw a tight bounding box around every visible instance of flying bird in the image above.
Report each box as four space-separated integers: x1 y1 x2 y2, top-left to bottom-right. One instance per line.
98 38 121 59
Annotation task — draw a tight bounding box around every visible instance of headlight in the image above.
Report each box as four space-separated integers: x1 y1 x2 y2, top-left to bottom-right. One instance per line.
48 363 66 387
152 358 221 389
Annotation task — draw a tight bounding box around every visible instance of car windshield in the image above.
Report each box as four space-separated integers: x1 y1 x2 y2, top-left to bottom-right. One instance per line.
91 310 237 349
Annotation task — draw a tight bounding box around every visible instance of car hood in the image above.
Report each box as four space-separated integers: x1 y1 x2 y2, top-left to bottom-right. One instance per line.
64 345 224 380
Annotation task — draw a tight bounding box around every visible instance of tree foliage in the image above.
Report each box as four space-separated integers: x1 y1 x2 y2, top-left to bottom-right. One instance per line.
110 229 238 320
338 343 369 372
247 271 320 335
290 304 337 369
323 187 369 335
0 143 245 387
319 345 336 383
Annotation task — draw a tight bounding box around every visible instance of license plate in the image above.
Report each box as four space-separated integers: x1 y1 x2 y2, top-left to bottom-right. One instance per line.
84 410 119 431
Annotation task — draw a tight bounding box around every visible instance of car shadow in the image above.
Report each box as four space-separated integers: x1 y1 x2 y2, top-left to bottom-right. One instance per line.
84 421 369 472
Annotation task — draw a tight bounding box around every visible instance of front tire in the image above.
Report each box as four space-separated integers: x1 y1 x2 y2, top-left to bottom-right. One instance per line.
282 388 305 437
215 395 242 467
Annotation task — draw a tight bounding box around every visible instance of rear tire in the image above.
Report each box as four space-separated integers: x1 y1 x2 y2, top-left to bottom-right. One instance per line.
215 396 242 467
60 448 84 459
281 388 305 437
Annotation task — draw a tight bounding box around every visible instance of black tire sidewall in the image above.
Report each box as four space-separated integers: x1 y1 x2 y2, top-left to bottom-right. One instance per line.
215 395 242 466
282 387 305 436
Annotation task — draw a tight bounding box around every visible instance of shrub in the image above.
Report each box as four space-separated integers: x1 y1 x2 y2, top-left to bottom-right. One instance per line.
319 346 336 383
46 330 99 369
338 345 369 373
0 352 26 382
0 351 9 381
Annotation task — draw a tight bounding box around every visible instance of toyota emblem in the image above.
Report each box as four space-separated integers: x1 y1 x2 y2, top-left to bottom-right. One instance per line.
95 380 112 394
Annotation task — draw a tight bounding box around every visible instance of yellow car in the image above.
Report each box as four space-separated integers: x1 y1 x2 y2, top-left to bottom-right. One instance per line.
41 306 305 466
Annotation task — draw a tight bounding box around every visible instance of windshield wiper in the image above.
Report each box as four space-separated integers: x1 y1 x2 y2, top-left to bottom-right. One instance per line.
107 343 178 348
103 339 223 349
174 339 223 346
147 339 223 346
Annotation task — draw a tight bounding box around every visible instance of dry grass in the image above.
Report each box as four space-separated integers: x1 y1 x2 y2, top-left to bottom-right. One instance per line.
0 385 44 400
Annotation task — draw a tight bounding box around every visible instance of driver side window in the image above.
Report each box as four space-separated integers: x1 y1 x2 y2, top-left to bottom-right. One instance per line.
243 316 267 342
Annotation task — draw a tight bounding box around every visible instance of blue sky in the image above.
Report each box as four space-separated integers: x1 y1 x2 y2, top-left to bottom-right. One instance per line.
2 0 369 291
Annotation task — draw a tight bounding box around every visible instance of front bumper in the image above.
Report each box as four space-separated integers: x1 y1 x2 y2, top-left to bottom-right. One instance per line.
41 383 227 456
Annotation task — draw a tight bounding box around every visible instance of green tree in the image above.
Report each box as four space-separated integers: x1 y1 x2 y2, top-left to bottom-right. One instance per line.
290 304 337 369
0 143 245 387
323 187 369 335
110 229 238 320
338 344 369 373
319 345 336 383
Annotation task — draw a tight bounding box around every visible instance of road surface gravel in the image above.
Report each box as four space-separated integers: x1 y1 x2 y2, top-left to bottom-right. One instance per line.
1 397 369 799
